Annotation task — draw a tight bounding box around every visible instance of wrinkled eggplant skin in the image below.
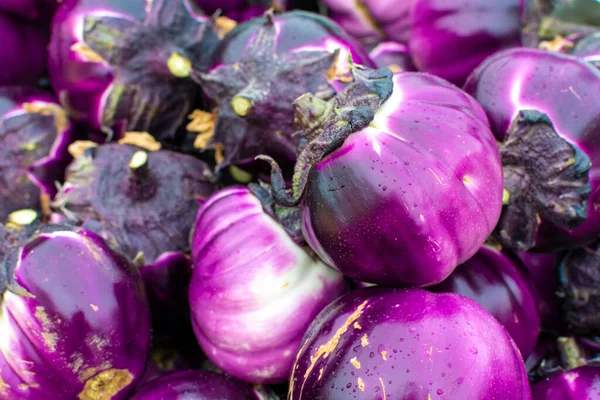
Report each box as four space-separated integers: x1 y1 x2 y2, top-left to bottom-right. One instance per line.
322 0 413 47
0 88 75 220
0 14 48 85
214 11 374 71
369 41 415 73
410 0 524 85
464 48 600 250
430 246 540 359
514 251 561 328
289 288 532 399
531 366 600 399
302 72 502 287
189 187 347 384
131 370 265 400
0 224 151 400
141 252 193 339
54 144 216 265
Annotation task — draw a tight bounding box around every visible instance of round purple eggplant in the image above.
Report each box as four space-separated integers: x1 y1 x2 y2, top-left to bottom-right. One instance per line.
261 66 503 287
430 245 541 359
0 87 76 220
0 223 151 399
189 186 347 384
48 0 222 141
289 287 532 399
194 10 374 170
322 0 413 47
368 41 415 73
52 143 215 266
0 14 48 85
131 370 270 400
409 0 526 85
532 366 600 399
463 48 600 251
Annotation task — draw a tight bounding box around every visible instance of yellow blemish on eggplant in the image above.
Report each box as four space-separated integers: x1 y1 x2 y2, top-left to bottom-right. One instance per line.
361 334 369 347
79 362 111 382
350 357 361 369
35 306 57 352
298 301 368 397
78 369 133 400
0 375 9 395
381 350 387 361
357 377 365 392
379 377 386 398
353 322 361 330
318 368 324 380
90 304 99 312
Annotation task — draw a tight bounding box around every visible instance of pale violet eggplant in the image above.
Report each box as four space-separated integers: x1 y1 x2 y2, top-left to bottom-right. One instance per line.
430 245 541 359
0 87 76 220
194 10 374 170
410 0 526 85
0 223 150 400
189 186 347 384
532 366 600 399
48 0 222 141
369 41 415 73
289 287 532 399
131 370 270 400
0 14 48 85
261 66 503 287
322 0 413 47
464 48 600 251
52 143 216 266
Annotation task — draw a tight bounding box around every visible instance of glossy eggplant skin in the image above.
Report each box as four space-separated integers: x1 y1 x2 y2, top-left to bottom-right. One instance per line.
531 366 600 399
322 0 413 47
430 246 541 359
0 224 150 400
130 370 268 400
189 186 347 384
289 287 532 399
464 48 600 250
302 72 503 287
410 0 525 85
